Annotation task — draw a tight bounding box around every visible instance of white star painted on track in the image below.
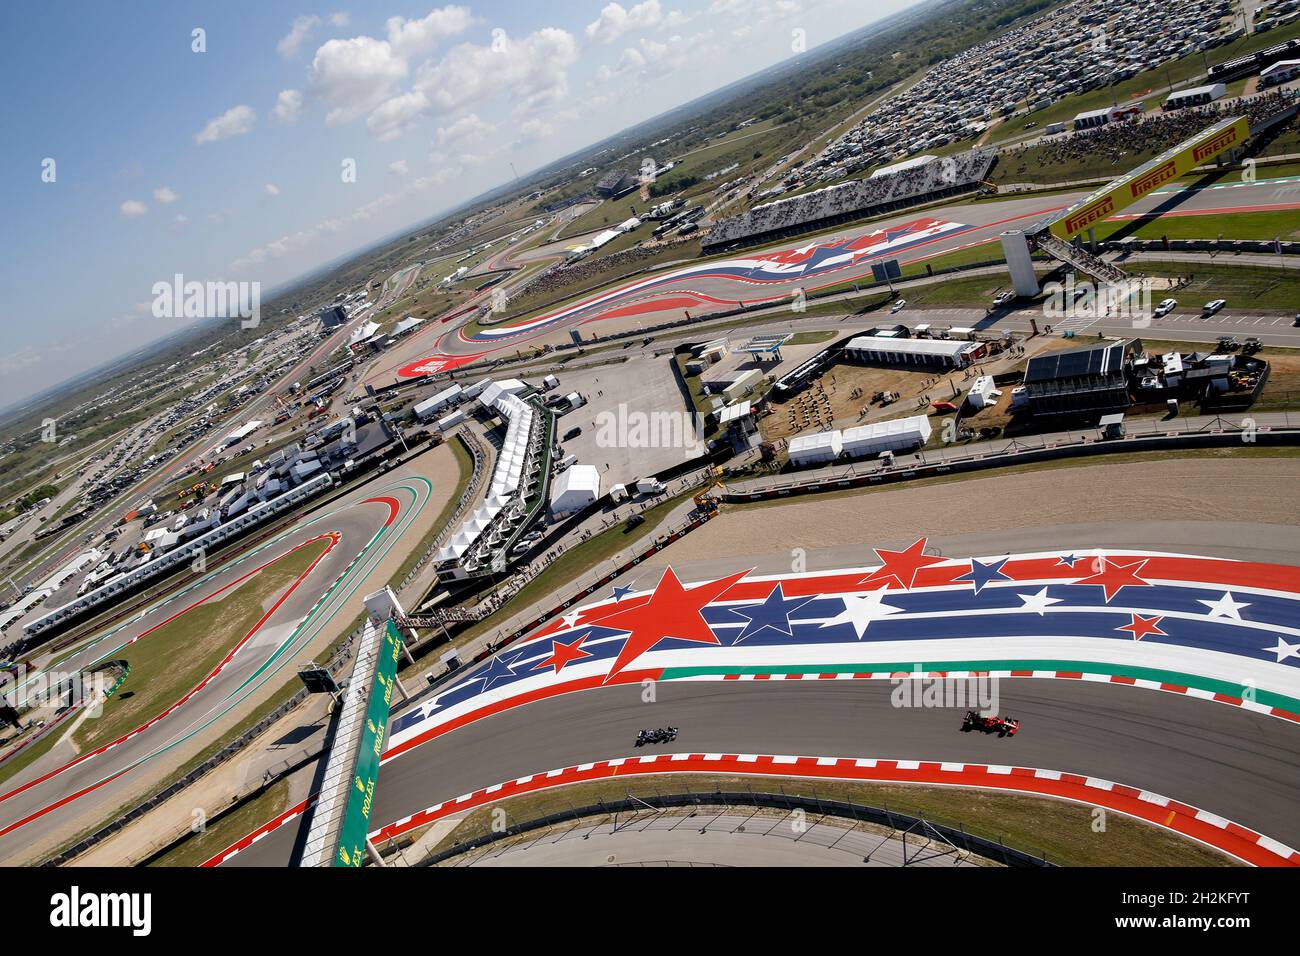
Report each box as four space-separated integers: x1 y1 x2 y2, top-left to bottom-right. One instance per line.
1199 591 1250 621
560 610 584 629
818 589 904 640
1017 587 1063 616
1264 637 1300 663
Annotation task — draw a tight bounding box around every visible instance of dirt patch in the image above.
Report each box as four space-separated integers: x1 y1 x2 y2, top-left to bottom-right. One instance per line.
759 334 1082 442
675 457 1300 563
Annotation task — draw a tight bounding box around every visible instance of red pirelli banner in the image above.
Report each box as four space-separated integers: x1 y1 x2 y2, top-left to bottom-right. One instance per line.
1049 116 1249 239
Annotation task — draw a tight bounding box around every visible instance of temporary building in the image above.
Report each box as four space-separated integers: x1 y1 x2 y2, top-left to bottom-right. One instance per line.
966 376 997 410
841 416 932 458
479 379 527 409
788 430 843 467
550 464 600 515
414 383 463 421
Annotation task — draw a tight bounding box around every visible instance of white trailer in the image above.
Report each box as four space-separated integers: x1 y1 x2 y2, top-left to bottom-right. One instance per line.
436 410 466 431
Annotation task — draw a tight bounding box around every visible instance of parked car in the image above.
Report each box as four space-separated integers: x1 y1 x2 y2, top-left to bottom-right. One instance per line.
1153 297 1177 317
1202 298 1226 316
510 531 544 555
890 299 907 314
992 291 1016 308
562 426 582 441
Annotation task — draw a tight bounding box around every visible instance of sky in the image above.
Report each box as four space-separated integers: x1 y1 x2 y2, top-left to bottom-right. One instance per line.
0 0 917 410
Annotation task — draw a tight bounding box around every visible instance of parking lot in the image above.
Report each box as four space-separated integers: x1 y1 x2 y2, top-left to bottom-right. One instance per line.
546 354 699 490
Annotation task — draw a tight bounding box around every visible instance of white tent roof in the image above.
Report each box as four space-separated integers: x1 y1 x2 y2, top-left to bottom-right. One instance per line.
551 465 600 514
788 430 842 455
842 415 931 446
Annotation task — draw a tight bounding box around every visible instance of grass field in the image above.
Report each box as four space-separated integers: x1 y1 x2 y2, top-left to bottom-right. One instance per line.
422 774 1234 867
69 537 332 754
1129 262 1300 311
1097 209 1300 243
150 776 290 867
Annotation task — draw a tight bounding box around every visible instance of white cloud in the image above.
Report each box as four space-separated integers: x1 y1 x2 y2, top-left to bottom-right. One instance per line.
278 15 321 58
385 5 476 58
389 159 409 175
417 28 579 119
173 213 188 225
610 31 718 79
586 1 666 43
310 35 409 127
307 16 573 140
0 343 77 376
152 186 179 204
328 11 351 27
307 6 475 130
265 183 281 196
194 104 257 144
435 112 493 146
230 162 464 273
366 89 431 141
272 89 304 123
119 199 147 218
515 117 554 144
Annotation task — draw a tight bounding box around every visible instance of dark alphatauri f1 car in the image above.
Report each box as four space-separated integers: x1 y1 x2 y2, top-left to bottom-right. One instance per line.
636 727 679 746
961 710 1020 737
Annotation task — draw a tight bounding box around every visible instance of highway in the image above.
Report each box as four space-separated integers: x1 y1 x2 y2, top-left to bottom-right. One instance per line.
225 675 1300 866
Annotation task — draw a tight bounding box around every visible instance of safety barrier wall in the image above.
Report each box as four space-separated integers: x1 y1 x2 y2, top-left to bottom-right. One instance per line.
407 791 1053 868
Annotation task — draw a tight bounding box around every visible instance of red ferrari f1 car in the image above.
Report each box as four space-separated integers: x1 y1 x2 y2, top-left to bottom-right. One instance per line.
961 710 1020 737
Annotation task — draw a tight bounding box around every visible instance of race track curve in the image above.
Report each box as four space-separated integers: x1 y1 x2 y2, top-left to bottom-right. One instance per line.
0 473 436 864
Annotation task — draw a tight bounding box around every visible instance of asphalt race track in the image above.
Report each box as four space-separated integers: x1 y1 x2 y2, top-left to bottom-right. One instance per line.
225 676 1300 866
0 472 435 864
365 175 1300 384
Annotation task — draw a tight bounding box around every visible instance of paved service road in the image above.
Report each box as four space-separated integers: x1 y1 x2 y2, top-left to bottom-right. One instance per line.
226 675 1300 866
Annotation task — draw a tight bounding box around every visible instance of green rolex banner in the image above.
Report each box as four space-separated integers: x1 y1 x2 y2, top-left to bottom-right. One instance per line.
335 619 404 867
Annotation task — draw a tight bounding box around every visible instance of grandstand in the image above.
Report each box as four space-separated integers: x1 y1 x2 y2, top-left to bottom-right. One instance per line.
702 149 996 252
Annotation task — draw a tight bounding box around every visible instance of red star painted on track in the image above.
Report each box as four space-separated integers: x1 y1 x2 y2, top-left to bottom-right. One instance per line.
533 634 594 674
596 566 750 681
1075 557 1152 602
859 537 948 590
1116 613 1166 641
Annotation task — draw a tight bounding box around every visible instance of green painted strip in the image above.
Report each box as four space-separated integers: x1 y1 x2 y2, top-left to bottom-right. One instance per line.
659 659 1300 714
336 620 404 867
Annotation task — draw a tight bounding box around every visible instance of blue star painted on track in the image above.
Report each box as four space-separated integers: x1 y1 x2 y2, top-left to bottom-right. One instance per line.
957 557 1012 595
610 584 634 601
725 583 817 644
475 651 525 691
1057 554 1080 568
